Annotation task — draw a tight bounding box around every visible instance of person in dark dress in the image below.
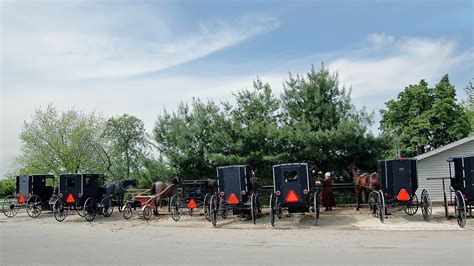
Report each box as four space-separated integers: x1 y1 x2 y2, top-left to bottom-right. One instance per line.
321 172 336 211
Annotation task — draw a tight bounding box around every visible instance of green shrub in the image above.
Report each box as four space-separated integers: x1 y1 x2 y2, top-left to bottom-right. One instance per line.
0 178 16 198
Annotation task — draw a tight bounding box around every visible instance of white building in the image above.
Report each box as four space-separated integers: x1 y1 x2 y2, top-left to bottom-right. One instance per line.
415 135 474 202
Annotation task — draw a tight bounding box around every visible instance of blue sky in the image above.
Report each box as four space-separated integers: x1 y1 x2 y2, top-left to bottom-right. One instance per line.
1 0 473 177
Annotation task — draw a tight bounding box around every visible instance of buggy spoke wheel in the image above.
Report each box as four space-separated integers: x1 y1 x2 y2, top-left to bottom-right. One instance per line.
251 193 257 225
454 191 466 228
84 197 96 222
368 191 378 217
421 189 432 222
101 196 113 217
403 194 418 216
270 194 276 227
170 194 182 221
76 204 85 217
203 193 211 221
2 195 21 218
219 197 228 219
377 190 385 223
123 204 132 220
26 195 42 218
143 205 152 220
210 195 218 226
53 198 67 222
314 191 320 226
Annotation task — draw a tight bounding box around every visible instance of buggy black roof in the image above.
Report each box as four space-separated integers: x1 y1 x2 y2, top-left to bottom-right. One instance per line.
59 173 105 178
216 165 249 169
17 174 55 179
273 163 308 167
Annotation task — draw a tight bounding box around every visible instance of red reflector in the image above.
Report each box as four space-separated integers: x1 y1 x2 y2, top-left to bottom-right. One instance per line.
18 195 26 203
227 193 239 204
66 194 75 203
187 198 197 209
397 189 410 201
286 190 299 203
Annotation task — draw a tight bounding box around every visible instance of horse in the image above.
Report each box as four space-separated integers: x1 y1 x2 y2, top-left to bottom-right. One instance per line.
150 176 181 214
104 179 139 211
348 164 380 211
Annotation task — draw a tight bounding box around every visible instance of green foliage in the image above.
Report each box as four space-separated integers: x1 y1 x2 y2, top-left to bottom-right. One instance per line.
153 99 226 179
18 104 106 175
0 175 16 198
103 114 149 179
153 65 389 182
380 75 471 157
135 155 173 188
281 65 389 178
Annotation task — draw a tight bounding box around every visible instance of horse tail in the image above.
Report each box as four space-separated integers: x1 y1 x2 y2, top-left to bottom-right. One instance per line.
151 183 156 195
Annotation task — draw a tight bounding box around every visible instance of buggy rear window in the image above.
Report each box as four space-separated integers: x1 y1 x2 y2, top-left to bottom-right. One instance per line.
284 170 299 182
84 177 95 187
66 179 75 188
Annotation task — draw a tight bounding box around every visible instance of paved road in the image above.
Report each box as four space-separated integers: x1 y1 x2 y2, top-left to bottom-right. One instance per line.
1 216 473 265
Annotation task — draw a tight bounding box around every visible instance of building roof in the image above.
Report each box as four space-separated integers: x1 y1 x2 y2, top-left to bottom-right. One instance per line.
415 135 474 160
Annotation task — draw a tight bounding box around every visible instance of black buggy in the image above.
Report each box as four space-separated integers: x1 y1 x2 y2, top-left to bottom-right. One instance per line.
371 158 432 223
207 165 261 226
169 179 217 221
448 155 474 228
2 174 56 218
269 163 320 227
52 173 113 222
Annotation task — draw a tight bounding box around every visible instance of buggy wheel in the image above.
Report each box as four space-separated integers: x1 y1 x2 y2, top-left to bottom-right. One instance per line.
270 194 276 227
26 195 42 218
53 198 67 222
143 205 152 220
123 204 132 220
210 195 218 226
251 193 257 225
314 191 320 226
219 196 228 219
368 191 378 217
421 189 432 222
84 197 97 222
76 204 85 217
454 191 466 228
101 196 113 217
170 194 182 221
377 190 385 223
2 195 20 218
203 193 211 221
403 194 418 216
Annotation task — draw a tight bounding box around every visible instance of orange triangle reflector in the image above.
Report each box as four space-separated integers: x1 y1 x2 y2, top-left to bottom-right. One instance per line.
66 194 75 203
18 195 26 203
286 190 299 203
227 193 239 204
397 189 410 201
187 198 197 209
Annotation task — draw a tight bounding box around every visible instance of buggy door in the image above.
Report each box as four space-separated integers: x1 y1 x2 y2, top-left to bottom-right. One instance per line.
218 166 248 203
16 175 30 198
82 174 100 199
274 164 309 205
59 174 82 203
391 160 417 197
31 176 47 197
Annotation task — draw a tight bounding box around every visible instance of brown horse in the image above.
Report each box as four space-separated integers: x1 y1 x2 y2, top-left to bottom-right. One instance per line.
348 164 380 211
150 176 181 214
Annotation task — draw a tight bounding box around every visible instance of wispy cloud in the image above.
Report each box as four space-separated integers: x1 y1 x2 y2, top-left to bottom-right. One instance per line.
328 33 473 99
2 4 279 81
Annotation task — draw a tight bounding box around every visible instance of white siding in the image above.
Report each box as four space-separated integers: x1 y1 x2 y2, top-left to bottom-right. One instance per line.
416 140 474 202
